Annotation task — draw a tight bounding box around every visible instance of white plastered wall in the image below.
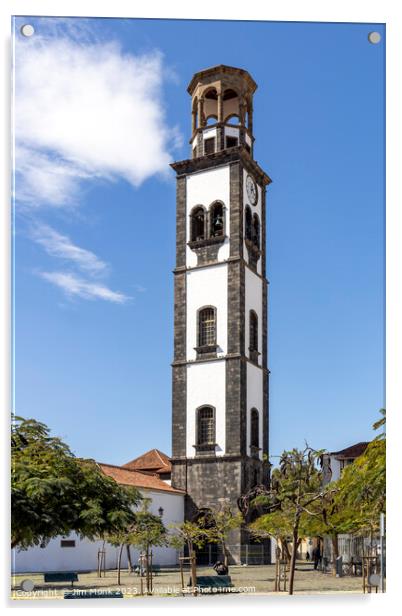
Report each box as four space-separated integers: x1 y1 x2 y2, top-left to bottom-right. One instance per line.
186 166 230 267
224 126 240 138
245 266 263 367
186 360 226 457
328 456 342 482
12 489 184 573
246 362 264 460
186 263 228 360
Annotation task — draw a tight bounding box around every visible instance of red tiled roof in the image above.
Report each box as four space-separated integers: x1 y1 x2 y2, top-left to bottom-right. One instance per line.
331 442 369 459
98 463 183 494
122 449 172 474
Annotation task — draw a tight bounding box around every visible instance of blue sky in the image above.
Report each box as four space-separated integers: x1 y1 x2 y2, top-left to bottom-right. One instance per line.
13 17 385 465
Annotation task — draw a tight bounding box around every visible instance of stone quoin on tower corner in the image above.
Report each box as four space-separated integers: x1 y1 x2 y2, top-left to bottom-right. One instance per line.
170 65 271 564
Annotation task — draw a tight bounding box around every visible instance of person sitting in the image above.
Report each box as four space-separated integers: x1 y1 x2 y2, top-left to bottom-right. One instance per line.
213 561 228 575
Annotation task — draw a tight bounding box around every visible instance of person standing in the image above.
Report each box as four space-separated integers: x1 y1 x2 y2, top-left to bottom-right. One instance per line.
313 545 321 570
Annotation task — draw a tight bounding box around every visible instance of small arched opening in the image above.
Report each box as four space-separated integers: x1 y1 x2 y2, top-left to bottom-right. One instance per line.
249 310 259 363
250 408 259 455
252 213 260 249
206 115 218 126
225 114 240 125
210 201 224 238
245 206 252 241
190 206 206 242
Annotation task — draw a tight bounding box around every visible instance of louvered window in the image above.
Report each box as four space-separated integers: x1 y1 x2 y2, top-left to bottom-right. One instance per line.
198 407 215 445
199 307 216 347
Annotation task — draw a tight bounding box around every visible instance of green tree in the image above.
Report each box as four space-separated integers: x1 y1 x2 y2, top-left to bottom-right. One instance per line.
169 519 212 593
169 520 211 556
250 506 311 564
108 501 167 587
335 409 386 535
200 505 243 569
11 415 141 549
305 408 386 569
250 445 325 595
372 407 386 435
299 487 349 574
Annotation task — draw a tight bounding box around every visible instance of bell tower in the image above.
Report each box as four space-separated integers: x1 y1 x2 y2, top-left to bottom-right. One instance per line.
170 65 271 562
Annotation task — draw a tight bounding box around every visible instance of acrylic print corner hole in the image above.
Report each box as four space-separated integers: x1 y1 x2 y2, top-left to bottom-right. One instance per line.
20 24 35 37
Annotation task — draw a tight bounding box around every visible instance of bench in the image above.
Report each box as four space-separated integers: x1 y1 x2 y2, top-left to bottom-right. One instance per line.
188 575 235 593
64 590 123 599
44 572 78 588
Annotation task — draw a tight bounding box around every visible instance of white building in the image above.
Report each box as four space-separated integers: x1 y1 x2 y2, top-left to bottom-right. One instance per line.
12 450 185 573
321 442 369 485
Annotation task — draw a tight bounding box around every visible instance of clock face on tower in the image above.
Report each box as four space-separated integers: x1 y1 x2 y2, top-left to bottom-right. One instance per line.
246 174 258 205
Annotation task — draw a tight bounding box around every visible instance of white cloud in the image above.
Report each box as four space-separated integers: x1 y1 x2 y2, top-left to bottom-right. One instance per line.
14 31 180 207
30 223 131 303
40 272 129 304
15 146 93 208
31 224 108 276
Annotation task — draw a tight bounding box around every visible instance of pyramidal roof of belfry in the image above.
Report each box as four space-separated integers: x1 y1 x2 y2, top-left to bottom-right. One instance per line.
187 64 258 95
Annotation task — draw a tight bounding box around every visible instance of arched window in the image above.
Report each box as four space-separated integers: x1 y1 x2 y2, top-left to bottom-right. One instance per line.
250 408 259 451
206 115 217 126
223 88 238 101
205 88 218 100
197 406 215 446
190 207 205 242
225 114 240 125
198 307 216 347
252 213 260 249
249 310 258 362
210 202 224 237
245 206 252 241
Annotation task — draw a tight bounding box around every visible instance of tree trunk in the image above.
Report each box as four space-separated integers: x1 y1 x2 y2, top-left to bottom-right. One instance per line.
222 541 229 570
146 547 150 594
190 550 197 596
117 543 124 586
281 538 291 563
331 535 339 576
288 520 300 595
126 544 133 573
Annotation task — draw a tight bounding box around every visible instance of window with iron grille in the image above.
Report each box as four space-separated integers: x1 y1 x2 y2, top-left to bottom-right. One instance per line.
197 406 215 445
60 539 76 548
199 307 216 347
250 408 259 450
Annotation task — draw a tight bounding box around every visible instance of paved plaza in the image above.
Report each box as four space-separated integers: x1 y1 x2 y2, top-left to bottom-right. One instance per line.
11 562 367 599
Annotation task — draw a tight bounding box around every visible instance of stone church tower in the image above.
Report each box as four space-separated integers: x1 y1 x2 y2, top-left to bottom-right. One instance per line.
170 65 271 561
